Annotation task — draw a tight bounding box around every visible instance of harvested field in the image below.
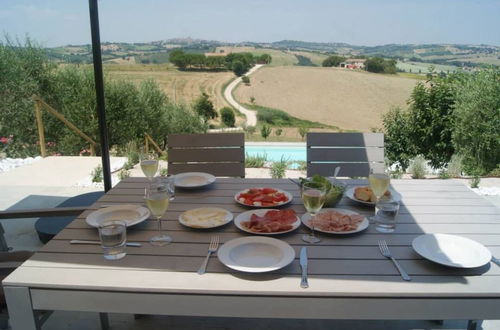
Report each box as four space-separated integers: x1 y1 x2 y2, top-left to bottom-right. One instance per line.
234 66 418 131
106 65 233 110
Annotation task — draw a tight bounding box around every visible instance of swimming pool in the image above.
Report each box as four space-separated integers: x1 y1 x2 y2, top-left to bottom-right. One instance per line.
245 143 306 163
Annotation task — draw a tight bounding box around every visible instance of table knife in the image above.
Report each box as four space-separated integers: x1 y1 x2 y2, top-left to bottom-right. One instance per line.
70 240 142 247
300 247 309 288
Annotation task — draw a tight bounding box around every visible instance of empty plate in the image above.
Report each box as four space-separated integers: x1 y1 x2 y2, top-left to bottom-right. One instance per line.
174 172 216 188
412 234 492 268
217 236 295 273
86 205 150 227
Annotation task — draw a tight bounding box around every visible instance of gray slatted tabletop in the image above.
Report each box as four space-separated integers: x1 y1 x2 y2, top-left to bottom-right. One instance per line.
4 178 500 329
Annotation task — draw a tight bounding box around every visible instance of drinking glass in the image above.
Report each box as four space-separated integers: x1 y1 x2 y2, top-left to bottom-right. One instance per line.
98 221 127 260
140 152 159 182
157 175 175 201
375 199 400 233
301 181 328 244
368 168 390 222
145 183 172 246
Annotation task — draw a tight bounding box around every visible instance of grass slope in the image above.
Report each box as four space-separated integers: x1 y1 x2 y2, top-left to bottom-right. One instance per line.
234 66 418 131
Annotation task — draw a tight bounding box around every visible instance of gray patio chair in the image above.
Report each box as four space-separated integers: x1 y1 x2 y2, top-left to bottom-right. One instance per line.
167 133 245 177
306 132 384 177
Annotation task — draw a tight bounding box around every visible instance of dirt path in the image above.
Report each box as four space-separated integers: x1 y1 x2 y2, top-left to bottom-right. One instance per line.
223 64 264 127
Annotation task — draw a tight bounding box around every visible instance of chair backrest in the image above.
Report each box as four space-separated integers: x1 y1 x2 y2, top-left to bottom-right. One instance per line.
307 132 384 177
167 133 245 177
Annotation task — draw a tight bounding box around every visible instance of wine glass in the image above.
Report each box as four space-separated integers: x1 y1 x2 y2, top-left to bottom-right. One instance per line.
368 168 390 222
145 182 172 246
140 152 159 182
301 181 328 244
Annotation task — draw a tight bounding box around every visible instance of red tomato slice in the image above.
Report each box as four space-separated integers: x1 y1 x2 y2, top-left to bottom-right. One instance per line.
262 187 277 194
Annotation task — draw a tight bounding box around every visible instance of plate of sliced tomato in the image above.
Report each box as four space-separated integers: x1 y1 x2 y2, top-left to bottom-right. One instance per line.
234 187 292 208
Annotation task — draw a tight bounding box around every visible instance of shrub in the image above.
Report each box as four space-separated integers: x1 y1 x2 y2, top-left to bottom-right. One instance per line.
0 39 208 157
260 124 271 140
118 169 131 181
382 106 415 171
244 125 256 136
452 69 500 175
446 154 463 178
469 176 481 188
91 165 103 183
159 167 168 176
241 76 250 85
245 153 267 168
298 126 309 140
270 157 288 179
193 93 217 122
409 155 427 179
220 107 235 127
275 128 283 137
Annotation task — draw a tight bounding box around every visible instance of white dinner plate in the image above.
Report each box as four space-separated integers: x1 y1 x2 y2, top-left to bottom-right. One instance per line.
179 207 233 229
345 186 402 206
301 208 369 235
86 205 150 228
174 172 216 188
234 209 301 235
234 187 292 208
217 236 295 273
412 234 492 268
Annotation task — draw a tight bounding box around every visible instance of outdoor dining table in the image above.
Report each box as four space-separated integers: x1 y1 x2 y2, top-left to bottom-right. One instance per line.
4 177 500 329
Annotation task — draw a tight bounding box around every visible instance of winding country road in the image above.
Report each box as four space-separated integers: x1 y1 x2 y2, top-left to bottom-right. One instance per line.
223 64 264 127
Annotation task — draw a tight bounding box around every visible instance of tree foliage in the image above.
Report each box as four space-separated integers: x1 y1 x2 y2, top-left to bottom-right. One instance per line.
452 69 500 175
383 69 500 175
193 93 217 121
365 57 397 74
0 39 207 157
220 107 235 127
168 49 270 76
322 55 345 67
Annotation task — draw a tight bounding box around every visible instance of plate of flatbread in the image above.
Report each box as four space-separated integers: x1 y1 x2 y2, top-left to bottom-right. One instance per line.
179 207 233 229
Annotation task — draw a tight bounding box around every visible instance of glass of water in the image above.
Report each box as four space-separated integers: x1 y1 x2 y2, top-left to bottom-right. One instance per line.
157 175 175 200
98 221 127 260
375 199 400 233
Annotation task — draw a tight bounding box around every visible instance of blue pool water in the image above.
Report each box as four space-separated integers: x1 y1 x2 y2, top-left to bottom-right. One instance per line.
245 144 306 167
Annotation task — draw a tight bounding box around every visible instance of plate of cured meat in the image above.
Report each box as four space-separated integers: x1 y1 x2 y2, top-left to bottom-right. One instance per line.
301 208 369 235
234 209 301 235
234 187 292 208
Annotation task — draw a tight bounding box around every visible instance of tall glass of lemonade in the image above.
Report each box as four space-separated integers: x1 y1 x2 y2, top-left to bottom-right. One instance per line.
145 183 172 246
301 181 328 244
368 168 390 221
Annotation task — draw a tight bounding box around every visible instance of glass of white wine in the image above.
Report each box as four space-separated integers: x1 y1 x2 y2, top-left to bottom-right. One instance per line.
140 152 159 181
368 168 391 221
301 181 328 244
145 183 172 246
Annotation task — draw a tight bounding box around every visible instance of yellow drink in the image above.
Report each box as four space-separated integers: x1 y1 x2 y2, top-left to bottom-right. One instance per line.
146 194 169 218
302 189 326 214
369 173 390 199
141 160 158 179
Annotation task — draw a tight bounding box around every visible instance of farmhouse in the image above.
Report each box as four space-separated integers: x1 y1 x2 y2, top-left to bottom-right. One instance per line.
340 58 366 69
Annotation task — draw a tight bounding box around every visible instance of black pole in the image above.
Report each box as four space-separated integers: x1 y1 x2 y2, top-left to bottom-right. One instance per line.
88 0 112 192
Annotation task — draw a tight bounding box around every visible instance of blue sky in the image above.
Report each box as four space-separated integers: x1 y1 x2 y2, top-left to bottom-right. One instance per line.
1 0 499 47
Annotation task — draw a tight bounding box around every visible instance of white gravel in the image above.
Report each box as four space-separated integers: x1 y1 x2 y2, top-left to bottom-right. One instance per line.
0 157 42 173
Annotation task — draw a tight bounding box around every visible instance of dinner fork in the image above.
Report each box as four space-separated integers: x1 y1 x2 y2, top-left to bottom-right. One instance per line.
198 236 220 275
378 240 411 281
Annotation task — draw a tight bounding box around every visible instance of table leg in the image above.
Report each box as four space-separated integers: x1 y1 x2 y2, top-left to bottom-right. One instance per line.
467 320 483 330
99 312 109 330
4 286 38 330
